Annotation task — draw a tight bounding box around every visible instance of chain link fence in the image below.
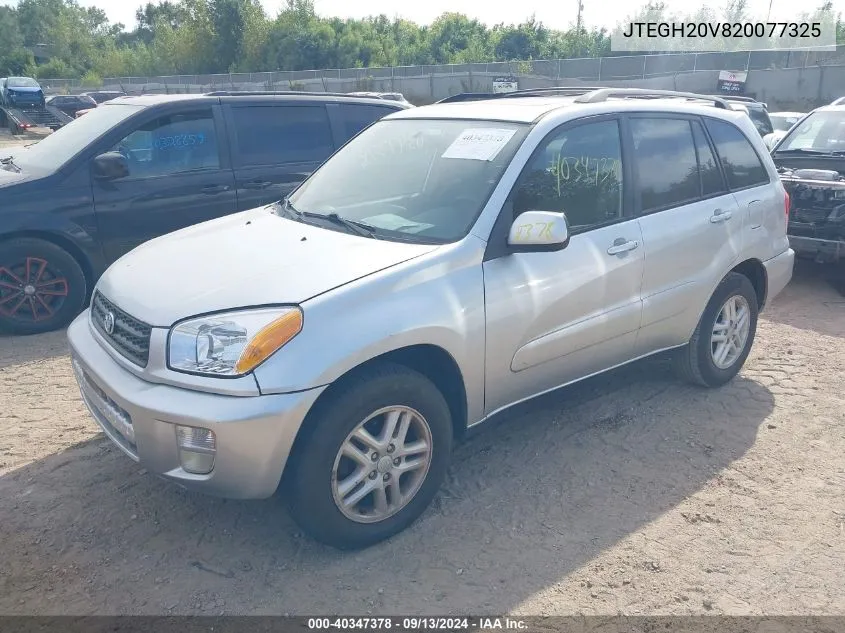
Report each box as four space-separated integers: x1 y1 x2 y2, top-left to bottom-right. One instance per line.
41 46 845 98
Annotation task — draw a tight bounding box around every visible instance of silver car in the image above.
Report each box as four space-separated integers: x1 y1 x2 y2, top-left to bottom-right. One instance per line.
68 88 794 549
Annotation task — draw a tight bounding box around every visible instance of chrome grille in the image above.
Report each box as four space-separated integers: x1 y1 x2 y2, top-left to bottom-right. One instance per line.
91 291 152 367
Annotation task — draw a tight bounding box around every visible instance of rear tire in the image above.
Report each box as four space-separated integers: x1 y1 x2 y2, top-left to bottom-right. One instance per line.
286 362 453 550
0 238 87 335
673 272 759 388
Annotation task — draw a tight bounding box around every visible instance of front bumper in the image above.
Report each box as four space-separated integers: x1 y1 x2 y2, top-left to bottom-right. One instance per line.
788 235 844 263
763 247 795 308
67 312 326 499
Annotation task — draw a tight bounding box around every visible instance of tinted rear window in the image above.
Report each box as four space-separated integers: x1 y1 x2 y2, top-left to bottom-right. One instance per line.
230 104 334 167
704 118 769 189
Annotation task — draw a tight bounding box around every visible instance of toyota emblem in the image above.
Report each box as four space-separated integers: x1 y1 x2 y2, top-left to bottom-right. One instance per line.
103 311 115 335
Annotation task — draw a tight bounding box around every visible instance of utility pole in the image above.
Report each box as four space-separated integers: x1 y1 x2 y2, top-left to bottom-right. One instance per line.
767 0 773 21
576 0 584 33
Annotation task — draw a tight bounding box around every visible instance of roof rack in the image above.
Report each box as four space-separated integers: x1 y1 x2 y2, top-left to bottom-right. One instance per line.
436 86 610 104
204 90 381 99
572 88 730 109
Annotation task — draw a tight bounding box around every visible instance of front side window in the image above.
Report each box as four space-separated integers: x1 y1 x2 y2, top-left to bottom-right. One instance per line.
110 109 219 178
511 119 623 232
631 118 700 213
287 118 529 243
705 118 769 189
231 105 334 166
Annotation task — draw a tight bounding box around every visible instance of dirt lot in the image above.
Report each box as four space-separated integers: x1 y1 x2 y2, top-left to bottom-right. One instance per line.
1 260 844 616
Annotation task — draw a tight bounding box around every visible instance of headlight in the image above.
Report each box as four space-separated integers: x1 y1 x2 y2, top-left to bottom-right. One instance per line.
168 307 303 377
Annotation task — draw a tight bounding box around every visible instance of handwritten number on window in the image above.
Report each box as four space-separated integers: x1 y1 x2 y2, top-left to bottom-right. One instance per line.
548 154 619 197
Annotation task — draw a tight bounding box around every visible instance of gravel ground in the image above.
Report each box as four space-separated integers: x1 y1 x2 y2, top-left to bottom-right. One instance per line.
0 149 844 614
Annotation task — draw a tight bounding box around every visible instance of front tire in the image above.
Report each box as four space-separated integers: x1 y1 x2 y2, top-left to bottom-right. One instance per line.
0 238 87 335
674 272 759 388
286 363 453 550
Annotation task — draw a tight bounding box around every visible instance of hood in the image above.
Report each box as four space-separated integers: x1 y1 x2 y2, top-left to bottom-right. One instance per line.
0 166 30 187
0 145 29 159
96 206 440 326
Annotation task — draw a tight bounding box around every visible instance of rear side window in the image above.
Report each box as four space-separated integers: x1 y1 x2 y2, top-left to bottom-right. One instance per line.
231 105 334 166
631 118 699 213
336 104 395 140
704 119 769 190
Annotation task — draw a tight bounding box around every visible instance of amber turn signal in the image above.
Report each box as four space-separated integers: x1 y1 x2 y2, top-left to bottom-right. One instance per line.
235 309 303 374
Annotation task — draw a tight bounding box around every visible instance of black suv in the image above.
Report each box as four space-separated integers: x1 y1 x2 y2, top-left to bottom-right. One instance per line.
0 91 410 334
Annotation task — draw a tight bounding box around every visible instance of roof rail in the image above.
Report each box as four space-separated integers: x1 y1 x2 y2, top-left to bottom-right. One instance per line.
436 86 611 104
204 90 381 99
573 88 731 109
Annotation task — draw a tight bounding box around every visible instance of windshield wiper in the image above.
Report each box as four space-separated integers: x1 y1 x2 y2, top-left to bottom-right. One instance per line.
775 148 845 155
0 156 21 172
275 197 303 220
275 200 380 239
317 212 381 239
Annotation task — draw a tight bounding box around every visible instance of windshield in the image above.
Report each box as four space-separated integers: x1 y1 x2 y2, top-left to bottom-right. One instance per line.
287 118 529 243
770 114 802 132
776 110 845 153
13 103 143 171
7 77 40 88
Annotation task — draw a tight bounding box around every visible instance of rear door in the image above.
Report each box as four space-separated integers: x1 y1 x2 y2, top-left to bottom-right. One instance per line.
631 114 743 356
704 117 784 262
225 102 335 211
92 105 237 262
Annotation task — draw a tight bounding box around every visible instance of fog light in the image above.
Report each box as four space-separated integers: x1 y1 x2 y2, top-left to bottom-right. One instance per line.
175 425 216 475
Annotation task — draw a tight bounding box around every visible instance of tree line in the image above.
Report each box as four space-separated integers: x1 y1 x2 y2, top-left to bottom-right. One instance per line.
0 0 842 83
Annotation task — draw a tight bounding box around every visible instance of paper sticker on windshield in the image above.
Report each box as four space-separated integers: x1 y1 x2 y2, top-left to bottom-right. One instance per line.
441 128 517 161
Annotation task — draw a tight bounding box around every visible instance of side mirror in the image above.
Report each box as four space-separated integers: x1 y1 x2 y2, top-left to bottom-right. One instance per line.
507 210 570 252
92 151 129 180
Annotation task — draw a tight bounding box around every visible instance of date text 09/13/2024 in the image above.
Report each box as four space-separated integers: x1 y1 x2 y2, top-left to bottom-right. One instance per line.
306 618 529 631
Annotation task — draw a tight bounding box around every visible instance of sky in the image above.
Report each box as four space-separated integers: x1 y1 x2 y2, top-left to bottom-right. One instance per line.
2 0 843 32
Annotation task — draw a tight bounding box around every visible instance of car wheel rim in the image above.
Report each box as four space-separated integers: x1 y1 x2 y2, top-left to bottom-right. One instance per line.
0 256 69 323
331 405 434 524
710 295 751 370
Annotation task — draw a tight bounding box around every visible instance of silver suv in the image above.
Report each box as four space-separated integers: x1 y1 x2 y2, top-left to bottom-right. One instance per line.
68 88 794 549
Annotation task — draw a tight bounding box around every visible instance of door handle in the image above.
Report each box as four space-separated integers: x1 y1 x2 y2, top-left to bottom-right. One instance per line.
201 185 229 194
606 239 639 256
710 208 733 223
242 180 272 190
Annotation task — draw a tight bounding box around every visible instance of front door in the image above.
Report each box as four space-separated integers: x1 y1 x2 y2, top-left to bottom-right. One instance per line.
92 106 237 263
482 117 645 415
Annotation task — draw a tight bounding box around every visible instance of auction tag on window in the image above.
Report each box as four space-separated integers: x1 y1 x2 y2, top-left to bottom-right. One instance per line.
441 128 517 161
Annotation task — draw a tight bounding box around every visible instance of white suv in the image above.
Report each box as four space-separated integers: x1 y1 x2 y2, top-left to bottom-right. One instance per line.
68 87 794 549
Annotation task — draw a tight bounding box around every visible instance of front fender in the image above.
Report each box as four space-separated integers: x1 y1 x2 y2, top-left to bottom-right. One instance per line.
252 237 488 425
0 210 105 276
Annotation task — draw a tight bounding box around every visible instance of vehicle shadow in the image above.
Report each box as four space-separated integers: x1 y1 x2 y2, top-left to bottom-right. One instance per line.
0 356 774 616
761 258 845 339
0 329 70 369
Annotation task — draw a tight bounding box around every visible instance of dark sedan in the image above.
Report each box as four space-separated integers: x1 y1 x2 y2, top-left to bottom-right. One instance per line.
45 94 98 117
